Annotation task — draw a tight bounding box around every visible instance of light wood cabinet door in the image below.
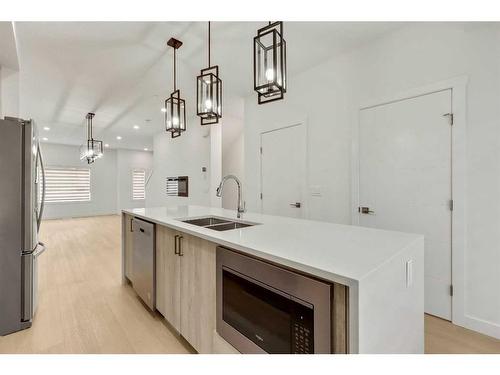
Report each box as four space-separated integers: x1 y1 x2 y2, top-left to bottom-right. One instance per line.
123 214 134 280
155 225 181 332
179 233 217 354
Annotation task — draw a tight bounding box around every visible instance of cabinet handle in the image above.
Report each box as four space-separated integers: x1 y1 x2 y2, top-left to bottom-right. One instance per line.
130 218 134 232
174 235 179 255
178 236 184 256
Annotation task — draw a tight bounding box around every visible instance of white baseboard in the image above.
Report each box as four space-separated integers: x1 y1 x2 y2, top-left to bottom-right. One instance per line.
42 212 118 220
462 315 500 340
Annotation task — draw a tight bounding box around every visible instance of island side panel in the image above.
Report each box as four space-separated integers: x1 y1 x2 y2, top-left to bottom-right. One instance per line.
122 213 134 284
332 283 349 353
357 237 424 353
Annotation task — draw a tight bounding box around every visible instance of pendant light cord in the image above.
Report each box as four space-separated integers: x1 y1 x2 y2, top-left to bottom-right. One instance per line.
208 21 211 67
173 47 177 91
86 114 93 141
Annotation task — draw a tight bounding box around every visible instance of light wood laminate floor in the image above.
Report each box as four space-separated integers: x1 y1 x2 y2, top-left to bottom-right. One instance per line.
0 215 192 354
1 215 499 354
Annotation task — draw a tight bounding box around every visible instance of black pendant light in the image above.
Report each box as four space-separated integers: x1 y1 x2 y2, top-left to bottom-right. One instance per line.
197 21 222 125
253 21 287 104
165 38 186 138
80 112 103 164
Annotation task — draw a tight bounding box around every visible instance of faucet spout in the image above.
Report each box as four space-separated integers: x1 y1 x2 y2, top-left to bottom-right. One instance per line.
216 175 245 218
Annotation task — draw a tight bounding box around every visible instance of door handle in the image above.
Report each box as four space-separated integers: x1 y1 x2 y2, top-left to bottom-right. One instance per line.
290 202 301 208
174 235 179 255
37 145 46 232
178 236 184 256
358 206 375 214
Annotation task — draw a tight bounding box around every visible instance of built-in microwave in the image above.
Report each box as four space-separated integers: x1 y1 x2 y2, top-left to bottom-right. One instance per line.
216 246 333 354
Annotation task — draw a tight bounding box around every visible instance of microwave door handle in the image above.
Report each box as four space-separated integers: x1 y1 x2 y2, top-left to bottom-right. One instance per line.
37 145 46 232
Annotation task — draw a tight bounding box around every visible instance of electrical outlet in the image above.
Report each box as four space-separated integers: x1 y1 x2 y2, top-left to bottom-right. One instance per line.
310 185 323 197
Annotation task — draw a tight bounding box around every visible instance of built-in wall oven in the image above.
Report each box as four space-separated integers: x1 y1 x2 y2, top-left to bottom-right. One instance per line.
216 246 332 354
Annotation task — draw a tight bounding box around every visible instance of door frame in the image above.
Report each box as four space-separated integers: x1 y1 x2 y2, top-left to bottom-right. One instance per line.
259 121 309 218
351 76 467 327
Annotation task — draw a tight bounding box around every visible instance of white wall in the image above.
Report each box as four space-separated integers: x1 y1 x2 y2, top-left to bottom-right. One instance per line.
116 149 153 211
40 143 153 219
210 122 222 208
146 115 211 208
244 23 500 338
41 143 118 219
221 98 245 210
144 95 243 211
0 22 19 118
0 67 19 118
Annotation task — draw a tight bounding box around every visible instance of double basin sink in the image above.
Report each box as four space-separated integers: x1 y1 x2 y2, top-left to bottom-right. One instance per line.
180 216 257 231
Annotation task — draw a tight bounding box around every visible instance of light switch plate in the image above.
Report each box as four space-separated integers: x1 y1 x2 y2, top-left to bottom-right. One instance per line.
405 260 413 288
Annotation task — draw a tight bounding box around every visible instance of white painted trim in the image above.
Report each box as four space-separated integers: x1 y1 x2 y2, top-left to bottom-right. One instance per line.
259 120 309 219
351 76 468 332
464 315 500 340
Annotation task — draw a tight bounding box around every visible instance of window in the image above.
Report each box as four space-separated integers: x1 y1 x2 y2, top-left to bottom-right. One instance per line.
132 169 146 200
42 167 91 203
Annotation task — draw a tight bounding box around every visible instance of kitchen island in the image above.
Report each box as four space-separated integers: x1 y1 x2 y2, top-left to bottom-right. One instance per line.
122 205 424 354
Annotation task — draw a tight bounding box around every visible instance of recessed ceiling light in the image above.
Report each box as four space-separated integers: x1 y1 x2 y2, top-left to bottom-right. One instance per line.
43 126 50 131
161 107 167 113
143 148 149 151
116 136 122 140
104 143 109 148
133 125 140 130
42 137 48 141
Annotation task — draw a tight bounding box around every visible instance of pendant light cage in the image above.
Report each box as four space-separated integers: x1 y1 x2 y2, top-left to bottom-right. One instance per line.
253 21 287 104
165 89 186 138
80 112 103 164
197 22 222 125
165 37 187 138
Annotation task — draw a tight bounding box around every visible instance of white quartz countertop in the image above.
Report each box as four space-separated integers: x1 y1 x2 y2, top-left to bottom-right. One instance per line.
122 205 422 284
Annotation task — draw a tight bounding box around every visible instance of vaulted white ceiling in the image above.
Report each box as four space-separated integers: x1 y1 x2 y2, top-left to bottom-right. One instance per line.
13 22 403 150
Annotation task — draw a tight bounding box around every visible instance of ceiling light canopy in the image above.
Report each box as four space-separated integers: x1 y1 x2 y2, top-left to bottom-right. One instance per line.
80 112 103 164
197 21 222 125
254 21 287 104
165 37 186 138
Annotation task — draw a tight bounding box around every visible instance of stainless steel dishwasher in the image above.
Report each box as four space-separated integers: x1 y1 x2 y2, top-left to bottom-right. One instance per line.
131 217 156 311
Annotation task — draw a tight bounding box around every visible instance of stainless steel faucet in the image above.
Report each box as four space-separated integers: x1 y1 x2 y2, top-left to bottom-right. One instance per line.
216 175 246 218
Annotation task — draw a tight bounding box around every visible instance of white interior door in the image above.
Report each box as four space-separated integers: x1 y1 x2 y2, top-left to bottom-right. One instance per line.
260 124 306 218
358 90 452 320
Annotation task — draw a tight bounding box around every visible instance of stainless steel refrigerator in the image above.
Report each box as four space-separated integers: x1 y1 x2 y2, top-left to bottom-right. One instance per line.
0 116 46 336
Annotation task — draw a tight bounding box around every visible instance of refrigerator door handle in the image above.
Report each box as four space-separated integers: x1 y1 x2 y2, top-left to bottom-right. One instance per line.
36 145 46 232
34 242 46 257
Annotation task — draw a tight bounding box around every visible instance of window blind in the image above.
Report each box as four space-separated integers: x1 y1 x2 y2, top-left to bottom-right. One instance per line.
166 177 179 196
132 169 146 200
42 167 91 203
